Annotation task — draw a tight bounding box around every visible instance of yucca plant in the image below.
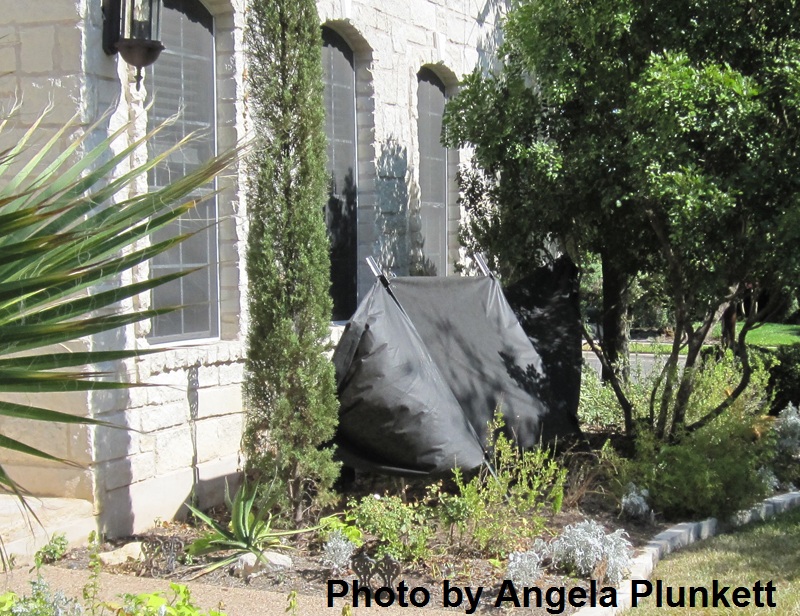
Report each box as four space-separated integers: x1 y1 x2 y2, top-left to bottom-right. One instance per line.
0 106 239 505
185 477 313 577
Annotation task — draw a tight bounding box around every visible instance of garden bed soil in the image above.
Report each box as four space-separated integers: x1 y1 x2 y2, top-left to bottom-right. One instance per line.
55 500 665 615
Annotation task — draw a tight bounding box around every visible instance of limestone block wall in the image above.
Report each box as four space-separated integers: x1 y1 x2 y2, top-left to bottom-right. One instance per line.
317 0 508 298
93 343 247 536
0 0 507 538
86 0 250 537
0 0 84 129
0 0 251 538
0 1 94 501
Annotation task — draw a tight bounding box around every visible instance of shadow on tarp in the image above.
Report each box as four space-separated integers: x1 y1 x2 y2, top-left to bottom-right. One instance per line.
332 269 581 477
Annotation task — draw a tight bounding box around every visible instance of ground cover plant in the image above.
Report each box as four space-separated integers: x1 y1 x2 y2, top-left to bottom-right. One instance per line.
0 578 226 616
630 507 800 614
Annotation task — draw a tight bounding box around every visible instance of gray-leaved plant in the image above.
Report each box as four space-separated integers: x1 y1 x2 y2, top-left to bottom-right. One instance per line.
506 539 549 586
322 530 355 576
550 520 632 585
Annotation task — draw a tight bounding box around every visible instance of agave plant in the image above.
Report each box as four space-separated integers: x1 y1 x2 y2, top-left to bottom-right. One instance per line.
0 107 239 504
185 477 313 577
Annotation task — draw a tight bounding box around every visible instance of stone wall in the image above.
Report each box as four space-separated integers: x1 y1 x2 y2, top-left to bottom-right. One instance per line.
86 0 250 536
0 0 94 502
317 0 508 297
0 0 507 537
0 0 250 537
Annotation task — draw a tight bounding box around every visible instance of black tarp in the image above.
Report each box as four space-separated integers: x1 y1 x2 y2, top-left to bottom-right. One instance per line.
332 274 581 476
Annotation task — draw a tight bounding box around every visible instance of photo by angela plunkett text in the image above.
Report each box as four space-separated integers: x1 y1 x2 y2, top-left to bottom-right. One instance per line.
327 578 778 613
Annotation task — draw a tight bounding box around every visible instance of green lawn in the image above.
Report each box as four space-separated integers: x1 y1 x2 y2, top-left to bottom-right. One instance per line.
629 507 800 615
713 322 800 347
624 322 800 354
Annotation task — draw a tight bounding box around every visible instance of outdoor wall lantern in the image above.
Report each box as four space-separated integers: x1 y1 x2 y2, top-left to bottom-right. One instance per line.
102 0 164 90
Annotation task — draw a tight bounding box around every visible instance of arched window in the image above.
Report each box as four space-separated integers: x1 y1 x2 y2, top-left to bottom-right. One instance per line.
417 67 448 276
148 0 218 341
322 26 357 320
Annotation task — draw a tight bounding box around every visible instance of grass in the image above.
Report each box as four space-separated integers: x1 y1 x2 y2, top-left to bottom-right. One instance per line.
717 322 800 348
629 507 800 614
622 323 800 355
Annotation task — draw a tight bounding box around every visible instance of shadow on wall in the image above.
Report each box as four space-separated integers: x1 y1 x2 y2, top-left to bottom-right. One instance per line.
92 325 135 537
94 343 241 537
375 139 411 275
476 0 509 73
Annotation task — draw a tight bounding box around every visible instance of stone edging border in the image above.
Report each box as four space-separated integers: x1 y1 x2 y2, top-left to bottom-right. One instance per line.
572 490 800 615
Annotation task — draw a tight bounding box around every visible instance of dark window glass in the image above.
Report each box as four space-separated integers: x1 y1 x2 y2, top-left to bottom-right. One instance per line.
322 27 357 320
147 0 218 341
417 68 447 276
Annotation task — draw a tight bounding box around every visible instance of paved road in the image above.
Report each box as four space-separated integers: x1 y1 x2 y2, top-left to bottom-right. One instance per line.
582 350 663 380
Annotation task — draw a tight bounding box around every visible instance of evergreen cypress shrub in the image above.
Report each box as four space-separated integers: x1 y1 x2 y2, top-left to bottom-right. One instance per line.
242 0 340 525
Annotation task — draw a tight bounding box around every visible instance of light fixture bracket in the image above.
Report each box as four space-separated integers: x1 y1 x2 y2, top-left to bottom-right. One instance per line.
102 0 165 89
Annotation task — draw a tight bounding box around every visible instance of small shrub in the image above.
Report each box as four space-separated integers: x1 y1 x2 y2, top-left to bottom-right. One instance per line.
32 533 68 570
578 355 668 432
685 349 774 425
620 483 651 521
122 583 225 616
347 493 434 562
578 363 624 431
0 578 83 616
318 514 363 546
443 414 566 558
550 520 632 585
774 403 800 456
285 590 299 616
624 417 773 520
614 351 777 521
321 530 356 575
506 539 548 586
757 466 780 492
771 403 800 487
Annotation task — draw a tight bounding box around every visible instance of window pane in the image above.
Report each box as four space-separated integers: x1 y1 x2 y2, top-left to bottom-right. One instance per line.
148 0 218 341
417 68 447 276
322 27 358 321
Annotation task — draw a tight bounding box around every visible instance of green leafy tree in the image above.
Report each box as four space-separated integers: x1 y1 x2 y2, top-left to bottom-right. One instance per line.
0 108 237 562
242 0 340 525
445 0 800 438
445 0 654 433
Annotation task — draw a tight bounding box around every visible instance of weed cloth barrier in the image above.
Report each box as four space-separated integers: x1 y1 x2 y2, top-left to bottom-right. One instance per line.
332 275 581 476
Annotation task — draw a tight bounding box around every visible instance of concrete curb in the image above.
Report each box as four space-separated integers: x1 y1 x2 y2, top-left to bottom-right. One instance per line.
572 490 800 615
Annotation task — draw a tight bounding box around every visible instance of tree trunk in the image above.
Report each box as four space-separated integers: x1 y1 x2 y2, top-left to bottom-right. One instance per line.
720 301 738 354
601 255 631 384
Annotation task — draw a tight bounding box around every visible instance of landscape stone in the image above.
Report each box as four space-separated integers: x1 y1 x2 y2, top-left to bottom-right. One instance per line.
98 542 144 567
231 551 293 580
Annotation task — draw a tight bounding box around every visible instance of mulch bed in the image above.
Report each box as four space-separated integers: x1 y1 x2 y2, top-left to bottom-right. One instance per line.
55 470 667 615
